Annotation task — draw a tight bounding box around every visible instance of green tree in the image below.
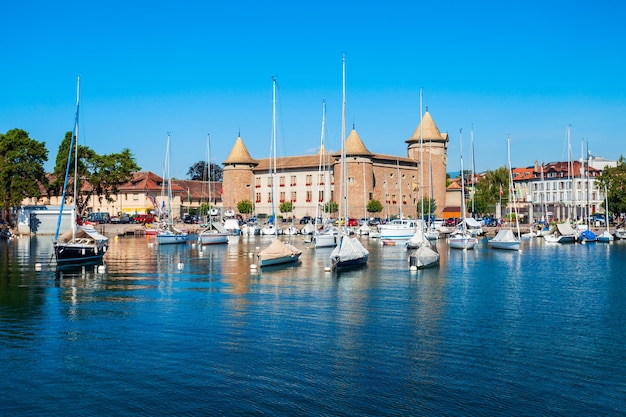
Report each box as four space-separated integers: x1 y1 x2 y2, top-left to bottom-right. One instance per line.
51 131 140 217
187 160 223 181
279 201 293 213
324 201 338 214
0 129 48 224
596 155 626 214
417 197 436 216
473 166 509 216
237 199 253 215
366 199 383 213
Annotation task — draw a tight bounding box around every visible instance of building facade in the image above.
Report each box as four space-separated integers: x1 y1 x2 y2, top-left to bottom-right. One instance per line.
222 111 450 220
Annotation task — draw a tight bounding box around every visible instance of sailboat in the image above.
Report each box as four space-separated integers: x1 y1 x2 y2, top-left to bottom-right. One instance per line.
157 133 189 245
53 76 109 265
257 77 302 267
544 127 577 244
330 54 369 271
488 136 521 251
407 88 439 268
577 143 596 243
597 185 614 243
313 100 338 248
448 129 478 250
198 133 228 245
379 160 418 240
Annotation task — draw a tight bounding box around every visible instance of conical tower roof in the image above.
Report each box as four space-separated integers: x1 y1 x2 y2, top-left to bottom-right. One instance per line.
223 136 256 165
345 128 371 155
406 110 446 143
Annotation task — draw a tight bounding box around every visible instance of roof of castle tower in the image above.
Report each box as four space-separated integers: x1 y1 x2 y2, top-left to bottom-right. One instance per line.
223 136 257 165
345 128 372 155
406 111 448 144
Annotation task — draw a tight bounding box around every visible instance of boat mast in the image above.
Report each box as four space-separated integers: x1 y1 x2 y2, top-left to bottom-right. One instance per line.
459 128 467 234
340 54 347 229
419 88 424 229
471 126 476 216
508 135 521 238
271 76 277 229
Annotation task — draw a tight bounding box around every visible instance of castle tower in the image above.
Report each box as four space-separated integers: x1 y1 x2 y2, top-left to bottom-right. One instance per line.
405 110 449 218
222 135 257 213
333 127 374 218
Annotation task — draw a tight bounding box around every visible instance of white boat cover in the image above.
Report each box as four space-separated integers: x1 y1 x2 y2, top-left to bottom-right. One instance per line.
464 217 482 228
258 238 302 260
57 225 108 243
556 222 577 236
406 229 427 248
330 236 369 263
409 245 440 268
301 223 316 235
490 229 516 242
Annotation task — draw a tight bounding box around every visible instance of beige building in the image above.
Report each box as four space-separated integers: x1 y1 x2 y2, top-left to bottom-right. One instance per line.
222 111 450 220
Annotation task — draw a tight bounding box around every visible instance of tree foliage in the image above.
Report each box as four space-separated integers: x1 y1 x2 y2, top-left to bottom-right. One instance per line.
187 161 223 181
596 155 626 214
0 129 49 223
473 166 509 216
324 201 338 214
52 131 140 216
366 199 383 213
416 197 436 216
237 199 253 214
279 201 293 213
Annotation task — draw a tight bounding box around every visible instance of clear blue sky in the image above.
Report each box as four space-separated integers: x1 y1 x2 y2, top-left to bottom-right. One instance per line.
3 1 625 178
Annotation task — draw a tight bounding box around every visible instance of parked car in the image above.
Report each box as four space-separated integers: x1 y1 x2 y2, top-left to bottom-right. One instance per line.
87 212 111 224
119 213 131 224
483 217 498 227
347 218 358 227
300 216 312 224
133 214 155 224
183 214 199 224
368 217 382 226
444 218 459 227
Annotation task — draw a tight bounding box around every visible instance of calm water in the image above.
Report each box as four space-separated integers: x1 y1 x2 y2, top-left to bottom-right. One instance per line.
1 234 626 416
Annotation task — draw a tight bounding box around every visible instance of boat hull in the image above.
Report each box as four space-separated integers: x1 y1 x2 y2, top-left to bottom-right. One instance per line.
258 254 301 267
488 240 520 251
198 232 228 245
333 254 368 271
54 242 107 265
313 233 337 248
157 232 189 245
448 235 478 250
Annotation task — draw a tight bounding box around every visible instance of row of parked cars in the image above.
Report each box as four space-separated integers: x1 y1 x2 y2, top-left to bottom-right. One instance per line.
84 212 156 224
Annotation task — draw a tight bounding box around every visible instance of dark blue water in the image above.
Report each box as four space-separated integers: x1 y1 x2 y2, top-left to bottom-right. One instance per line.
1 235 625 416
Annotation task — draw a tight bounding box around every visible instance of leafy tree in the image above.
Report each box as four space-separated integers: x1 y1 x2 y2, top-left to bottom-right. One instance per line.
187 161 223 181
51 131 140 217
324 201 338 214
279 201 293 213
0 129 48 224
237 199 253 214
596 155 626 214
367 199 383 213
416 197 436 216
473 166 509 216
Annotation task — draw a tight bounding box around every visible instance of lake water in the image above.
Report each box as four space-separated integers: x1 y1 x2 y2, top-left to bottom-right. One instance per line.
1 234 626 416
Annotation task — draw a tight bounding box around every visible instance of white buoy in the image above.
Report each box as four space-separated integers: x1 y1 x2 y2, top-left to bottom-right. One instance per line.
409 265 418 271
177 262 184 269
324 266 331 272
250 264 258 270
191 242 196 248
97 265 106 273
35 263 42 271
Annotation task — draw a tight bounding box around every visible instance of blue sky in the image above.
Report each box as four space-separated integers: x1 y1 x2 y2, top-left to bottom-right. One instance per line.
3 1 626 178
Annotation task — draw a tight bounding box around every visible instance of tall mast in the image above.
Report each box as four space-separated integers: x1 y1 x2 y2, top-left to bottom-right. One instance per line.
340 53 347 225
459 128 466 233
419 88 424 227
271 76 277 224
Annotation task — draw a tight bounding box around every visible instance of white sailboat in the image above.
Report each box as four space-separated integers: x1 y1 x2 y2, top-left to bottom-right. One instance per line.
157 133 188 245
597 186 614 243
198 133 228 245
448 129 478 250
330 54 368 270
53 76 109 265
379 160 418 240
257 77 302 268
407 88 439 268
488 136 521 251
312 101 339 248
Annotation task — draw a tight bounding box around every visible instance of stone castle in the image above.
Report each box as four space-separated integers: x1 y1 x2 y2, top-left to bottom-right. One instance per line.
222 110 450 221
